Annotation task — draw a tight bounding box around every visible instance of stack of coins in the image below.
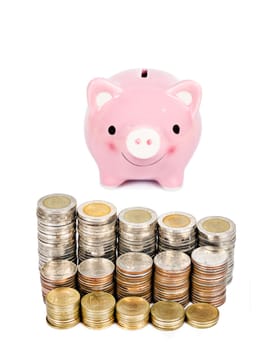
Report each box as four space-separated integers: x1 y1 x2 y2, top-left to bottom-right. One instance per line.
197 216 236 284
46 287 80 329
116 296 150 330
158 212 197 255
78 258 115 296
37 194 77 267
185 303 219 328
151 301 185 330
116 252 153 302
191 246 228 307
77 201 117 263
81 292 116 329
118 207 157 257
40 260 77 301
154 250 191 306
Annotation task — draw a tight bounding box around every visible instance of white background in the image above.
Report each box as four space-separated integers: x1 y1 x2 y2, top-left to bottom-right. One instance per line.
0 0 272 348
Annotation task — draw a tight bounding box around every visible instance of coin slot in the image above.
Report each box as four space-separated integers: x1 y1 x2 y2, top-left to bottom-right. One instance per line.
141 69 148 78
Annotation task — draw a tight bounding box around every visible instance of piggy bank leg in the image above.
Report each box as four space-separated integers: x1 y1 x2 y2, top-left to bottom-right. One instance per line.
156 173 184 190
100 171 124 188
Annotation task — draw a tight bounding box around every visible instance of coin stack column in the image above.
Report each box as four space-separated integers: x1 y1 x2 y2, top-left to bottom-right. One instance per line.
77 201 117 263
37 194 77 268
157 212 197 255
116 252 153 302
118 207 157 257
153 251 191 306
197 216 236 284
191 246 228 307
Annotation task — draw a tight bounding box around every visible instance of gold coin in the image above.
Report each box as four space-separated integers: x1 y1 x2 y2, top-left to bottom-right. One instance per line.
116 296 150 316
186 303 219 328
83 202 111 217
123 209 152 223
202 218 230 233
43 195 71 209
81 292 115 312
163 214 191 228
151 301 185 322
46 287 80 306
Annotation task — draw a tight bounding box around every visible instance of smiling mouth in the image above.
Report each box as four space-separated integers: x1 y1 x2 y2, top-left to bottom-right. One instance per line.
121 153 166 167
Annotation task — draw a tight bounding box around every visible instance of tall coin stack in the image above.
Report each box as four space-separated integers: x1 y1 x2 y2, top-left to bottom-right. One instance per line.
158 212 197 255
78 258 115 296
116 252 153 302
37 194 77 268
40 260 77 301
77 201 117 263
197 216 236 284
154 250 191 306
118 207 157 257
191 246 228 307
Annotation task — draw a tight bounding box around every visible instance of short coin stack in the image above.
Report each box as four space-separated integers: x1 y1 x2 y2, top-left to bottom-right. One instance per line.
151 301 185 330
77 201 117 263
158 212 197 255
37 194 77 267
116 252 153 302
40 260 77 301
46 287 80 329
78 258 115 296
116 296 150 330
191 246 228 307
118 207 157 257
197 216 236 284
185 303 219 328
154 251 191 306
81 292 116 329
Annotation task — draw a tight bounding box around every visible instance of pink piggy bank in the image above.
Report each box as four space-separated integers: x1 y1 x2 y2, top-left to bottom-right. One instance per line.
85 69 202 189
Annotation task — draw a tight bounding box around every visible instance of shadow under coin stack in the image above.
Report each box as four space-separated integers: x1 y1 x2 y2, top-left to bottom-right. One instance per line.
116 252 153 302
77 258 115 296
151 301 185 330
116 296 150 330
154 250 191 306
40 260 77 301
118 207 157 257
191 246 228 307
77 201 117 263
46 287 80 329
37 194 77 268
158 212 197 255
81 292 116 329
197 216 236 284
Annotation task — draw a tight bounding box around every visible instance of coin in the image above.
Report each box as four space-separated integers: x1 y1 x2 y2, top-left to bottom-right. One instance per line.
116 296 150 330
185 303 219 328
197 216 236 284
116 252 153 302
151 301 185 330
77 201 117 263
78 258 115 296
118 207 157 257
191 246 228 307
158 212 197 255
46 287 80 329
37 193 77 268
81 292 116 329
40 260 77 301
154 251 191 306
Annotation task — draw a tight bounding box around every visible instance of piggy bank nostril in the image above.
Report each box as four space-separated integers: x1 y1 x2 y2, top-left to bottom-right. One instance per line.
146 139 152 145
135 138 141 145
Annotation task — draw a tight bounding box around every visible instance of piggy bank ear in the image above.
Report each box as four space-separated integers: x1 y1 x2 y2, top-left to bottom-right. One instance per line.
87 78 122 111
167 80 202 116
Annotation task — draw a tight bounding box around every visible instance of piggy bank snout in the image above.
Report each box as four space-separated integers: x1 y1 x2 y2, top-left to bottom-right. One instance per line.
126 128 160 159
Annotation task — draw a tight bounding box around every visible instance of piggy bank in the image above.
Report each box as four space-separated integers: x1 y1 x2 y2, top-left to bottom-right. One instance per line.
85 69 202 189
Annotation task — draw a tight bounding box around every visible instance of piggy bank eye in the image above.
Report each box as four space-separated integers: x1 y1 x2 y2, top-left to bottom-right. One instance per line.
172 124 180 134
108 125 116 135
